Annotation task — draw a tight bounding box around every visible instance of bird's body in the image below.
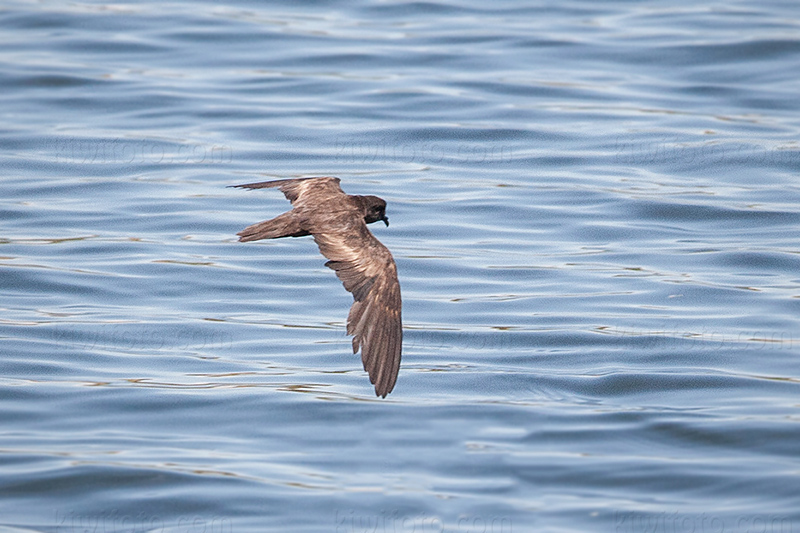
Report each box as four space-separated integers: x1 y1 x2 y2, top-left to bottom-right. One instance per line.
231 177 402 397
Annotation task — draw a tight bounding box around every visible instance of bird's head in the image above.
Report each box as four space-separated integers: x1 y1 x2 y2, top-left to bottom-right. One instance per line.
361 195 389 226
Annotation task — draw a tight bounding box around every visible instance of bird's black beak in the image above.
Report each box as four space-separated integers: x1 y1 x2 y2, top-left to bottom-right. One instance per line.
382 216 389 227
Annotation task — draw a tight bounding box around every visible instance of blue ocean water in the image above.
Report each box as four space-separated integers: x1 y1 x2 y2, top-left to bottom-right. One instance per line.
1 1 799 531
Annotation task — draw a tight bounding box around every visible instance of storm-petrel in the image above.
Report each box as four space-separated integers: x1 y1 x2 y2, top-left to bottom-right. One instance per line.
231 177 402 397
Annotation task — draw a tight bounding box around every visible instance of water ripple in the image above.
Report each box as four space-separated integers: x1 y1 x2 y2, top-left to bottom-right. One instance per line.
2 0 800 531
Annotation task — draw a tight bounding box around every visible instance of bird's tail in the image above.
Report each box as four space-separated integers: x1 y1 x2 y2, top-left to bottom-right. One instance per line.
237 212 309 241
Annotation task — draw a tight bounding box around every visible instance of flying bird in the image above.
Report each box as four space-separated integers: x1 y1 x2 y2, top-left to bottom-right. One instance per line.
231 177 402 397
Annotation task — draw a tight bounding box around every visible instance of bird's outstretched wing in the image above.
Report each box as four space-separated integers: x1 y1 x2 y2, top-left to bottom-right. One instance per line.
313 220 402 398
229 177 344 205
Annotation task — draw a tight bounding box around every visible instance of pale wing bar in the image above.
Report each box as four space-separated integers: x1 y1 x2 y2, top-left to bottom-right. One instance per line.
230 177 342 204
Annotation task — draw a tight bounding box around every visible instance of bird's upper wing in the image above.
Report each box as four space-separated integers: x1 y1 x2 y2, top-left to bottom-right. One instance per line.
229 177 344 205
313 218 402 398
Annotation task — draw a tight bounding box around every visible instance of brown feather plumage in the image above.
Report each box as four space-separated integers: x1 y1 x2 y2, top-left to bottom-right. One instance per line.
230 177 402 397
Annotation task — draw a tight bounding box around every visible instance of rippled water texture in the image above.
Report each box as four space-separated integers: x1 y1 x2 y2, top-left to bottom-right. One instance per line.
2 1 800 531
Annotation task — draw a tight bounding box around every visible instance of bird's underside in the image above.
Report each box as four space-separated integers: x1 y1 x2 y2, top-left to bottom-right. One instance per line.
231 177 402 397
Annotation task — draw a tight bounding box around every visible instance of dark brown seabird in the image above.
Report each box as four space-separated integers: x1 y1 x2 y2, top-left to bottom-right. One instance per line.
231 177 402 397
